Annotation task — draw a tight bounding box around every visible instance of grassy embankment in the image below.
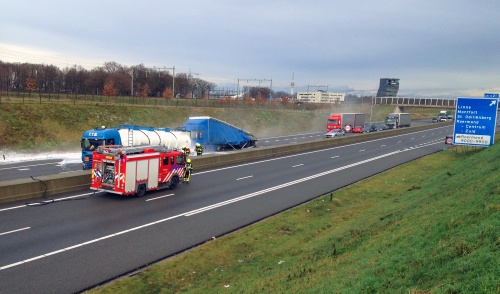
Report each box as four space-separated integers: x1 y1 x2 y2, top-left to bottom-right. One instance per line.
0 102 417 150
86 139 499 293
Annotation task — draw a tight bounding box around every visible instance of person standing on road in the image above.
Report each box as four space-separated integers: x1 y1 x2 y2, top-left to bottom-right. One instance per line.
184 158 193 183
195 143 203 156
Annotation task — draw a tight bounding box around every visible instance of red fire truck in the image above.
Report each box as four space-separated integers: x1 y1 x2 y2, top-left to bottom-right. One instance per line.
90 145 186 197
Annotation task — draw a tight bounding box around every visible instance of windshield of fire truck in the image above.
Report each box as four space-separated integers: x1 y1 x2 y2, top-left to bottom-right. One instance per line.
81 138 104 151
327 119 340 124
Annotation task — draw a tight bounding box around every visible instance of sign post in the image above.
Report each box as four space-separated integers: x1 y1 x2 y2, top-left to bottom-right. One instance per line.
453 96 498 147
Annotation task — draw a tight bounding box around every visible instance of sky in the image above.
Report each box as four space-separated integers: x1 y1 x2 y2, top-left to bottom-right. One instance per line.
1 0 500 98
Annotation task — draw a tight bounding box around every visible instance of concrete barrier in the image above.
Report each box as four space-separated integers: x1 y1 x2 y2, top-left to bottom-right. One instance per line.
0 171 90 203
0 122 450 203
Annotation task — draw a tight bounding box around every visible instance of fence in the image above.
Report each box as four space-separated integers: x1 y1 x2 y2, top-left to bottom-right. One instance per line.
0 91 335 111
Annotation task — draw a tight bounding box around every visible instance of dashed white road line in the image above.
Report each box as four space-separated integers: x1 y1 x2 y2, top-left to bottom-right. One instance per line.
292 164 304 168
0 227 30 236
0 192 98 212
236 175 253 181
146 194 175 201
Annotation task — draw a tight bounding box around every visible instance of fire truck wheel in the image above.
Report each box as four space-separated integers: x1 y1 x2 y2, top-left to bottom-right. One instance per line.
136 184 146 197
170 176 179 190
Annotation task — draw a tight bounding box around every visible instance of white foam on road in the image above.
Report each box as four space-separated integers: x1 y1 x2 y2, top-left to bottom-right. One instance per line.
0 150 81 164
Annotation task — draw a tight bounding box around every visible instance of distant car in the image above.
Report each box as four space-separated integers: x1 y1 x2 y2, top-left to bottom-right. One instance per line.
361 124 377 133
375 124 387 131
325 129 346 138
438 115 447 122
351 125 363 133
432 117 439 123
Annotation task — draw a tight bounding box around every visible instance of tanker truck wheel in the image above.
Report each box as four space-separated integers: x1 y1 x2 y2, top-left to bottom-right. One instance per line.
136 184 146 197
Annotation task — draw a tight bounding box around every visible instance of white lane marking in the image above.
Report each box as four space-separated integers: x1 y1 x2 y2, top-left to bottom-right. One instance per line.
17 168 30 171
381 145 386 147
146 194 175 202
359 149 366 152
0 227 30 236
0 213 184 270
0 141 442 271
0 162 58 171
236 175 253 181
0 205 27 212
292 164 304 168
0 192 99 212
331 156 339 159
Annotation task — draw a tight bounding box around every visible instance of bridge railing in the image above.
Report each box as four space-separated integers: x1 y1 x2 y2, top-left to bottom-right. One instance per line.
375 97 456 107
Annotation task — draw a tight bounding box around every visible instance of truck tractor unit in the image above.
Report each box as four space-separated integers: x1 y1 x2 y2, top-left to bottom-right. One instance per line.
81 124 191 170
439 110 453 120
385 113 412 129
327 113 365 133
90 145 186 197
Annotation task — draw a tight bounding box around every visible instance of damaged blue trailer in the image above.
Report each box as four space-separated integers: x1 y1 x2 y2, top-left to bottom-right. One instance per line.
179 116 258 151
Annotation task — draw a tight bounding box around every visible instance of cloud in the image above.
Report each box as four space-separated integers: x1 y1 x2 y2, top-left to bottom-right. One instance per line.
1 0 500 97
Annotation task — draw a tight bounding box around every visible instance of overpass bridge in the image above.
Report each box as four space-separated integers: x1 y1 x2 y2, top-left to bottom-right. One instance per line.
374 97 456 108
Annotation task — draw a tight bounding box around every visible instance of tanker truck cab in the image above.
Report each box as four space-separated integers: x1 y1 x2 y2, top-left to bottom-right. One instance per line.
81 127 121 170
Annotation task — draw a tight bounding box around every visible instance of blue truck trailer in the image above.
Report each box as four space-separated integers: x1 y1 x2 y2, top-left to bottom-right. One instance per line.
179 116 257 151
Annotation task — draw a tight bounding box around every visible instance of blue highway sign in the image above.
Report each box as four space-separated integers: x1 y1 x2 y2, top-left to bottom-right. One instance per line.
453 97 499 146
484 93 499 98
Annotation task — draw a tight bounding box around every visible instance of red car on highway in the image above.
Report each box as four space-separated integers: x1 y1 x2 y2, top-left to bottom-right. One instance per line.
351 125 363 133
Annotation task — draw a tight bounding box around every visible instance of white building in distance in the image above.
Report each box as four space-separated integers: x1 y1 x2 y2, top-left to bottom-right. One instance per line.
296 91 345 103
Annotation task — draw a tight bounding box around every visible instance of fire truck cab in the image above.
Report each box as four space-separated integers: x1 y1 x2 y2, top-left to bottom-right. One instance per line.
91 145 186 197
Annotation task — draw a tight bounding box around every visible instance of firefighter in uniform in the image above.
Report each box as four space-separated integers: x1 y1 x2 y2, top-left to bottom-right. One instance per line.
195 143 203 156
184 158 193 183
182 146 191 157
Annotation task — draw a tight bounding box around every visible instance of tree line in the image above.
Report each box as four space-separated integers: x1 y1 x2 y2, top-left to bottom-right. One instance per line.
0 61 220 99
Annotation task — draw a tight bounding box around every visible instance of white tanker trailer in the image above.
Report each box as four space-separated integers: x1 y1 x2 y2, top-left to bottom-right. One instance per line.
116 128 191 148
